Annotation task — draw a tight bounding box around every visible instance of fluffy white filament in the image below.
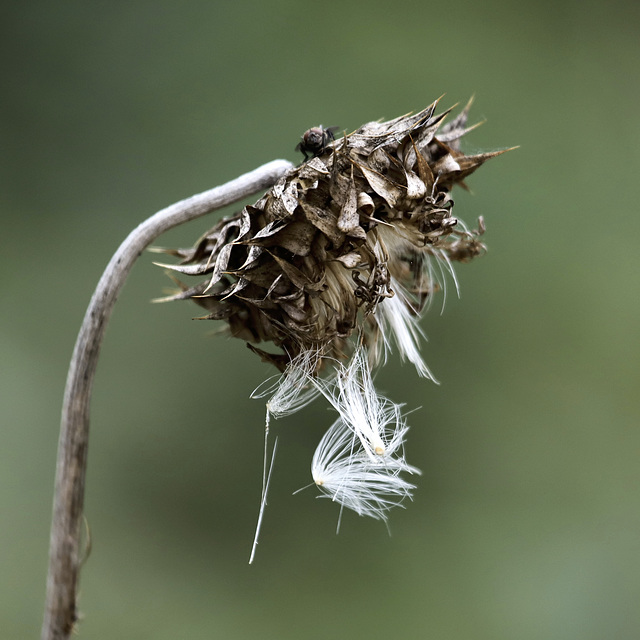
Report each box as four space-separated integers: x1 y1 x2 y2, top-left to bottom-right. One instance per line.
375 278 438 383
313 348 392 457
251 330 426 537
251 348 324 421
311 419 419 521
309 347 420 520
249 349 324 561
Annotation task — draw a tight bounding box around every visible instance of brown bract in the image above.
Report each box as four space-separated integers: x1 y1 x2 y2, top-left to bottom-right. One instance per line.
154 98 508 371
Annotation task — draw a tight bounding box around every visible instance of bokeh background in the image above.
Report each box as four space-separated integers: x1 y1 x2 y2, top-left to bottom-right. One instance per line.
2 1 639 638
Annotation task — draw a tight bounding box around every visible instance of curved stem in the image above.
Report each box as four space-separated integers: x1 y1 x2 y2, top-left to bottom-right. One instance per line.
41 159 293 640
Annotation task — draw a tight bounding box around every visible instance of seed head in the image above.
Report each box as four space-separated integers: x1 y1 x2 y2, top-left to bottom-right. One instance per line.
154 98 505 374
154 98 509 534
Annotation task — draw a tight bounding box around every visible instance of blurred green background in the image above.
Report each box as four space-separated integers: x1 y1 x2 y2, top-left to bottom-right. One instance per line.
2 0 639 638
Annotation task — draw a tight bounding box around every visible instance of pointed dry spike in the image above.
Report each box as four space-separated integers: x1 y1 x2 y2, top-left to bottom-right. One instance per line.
421 109 453 136
193 310 230 321
366 110 413 130
152 261 213 276
408 101 442 129
236 244 265 270
147 246 190 257
447 95 474 129
221 278 249 300
151 293 182 303
463 93 475 111
151 287 202 303
409 94 446 127
264 273 283 299
455 147 518 178
395 102 450 141
412 95 452 128
204 242 235 292
437 119 485 143
426 105 455 128
432 137 460 157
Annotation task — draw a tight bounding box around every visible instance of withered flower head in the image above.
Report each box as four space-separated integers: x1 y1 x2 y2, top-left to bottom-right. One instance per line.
154 98 508 532
155 98 504 375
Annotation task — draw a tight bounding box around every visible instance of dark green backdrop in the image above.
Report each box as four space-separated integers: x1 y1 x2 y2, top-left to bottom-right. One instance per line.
2 1 639 638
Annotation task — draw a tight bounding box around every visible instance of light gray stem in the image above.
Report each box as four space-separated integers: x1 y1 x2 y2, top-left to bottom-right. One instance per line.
41 159 294 640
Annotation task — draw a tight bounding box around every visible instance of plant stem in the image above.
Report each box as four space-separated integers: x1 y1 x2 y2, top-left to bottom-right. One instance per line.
41 159 293 640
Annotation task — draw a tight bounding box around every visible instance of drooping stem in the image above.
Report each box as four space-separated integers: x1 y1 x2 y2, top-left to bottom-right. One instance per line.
41 159 294 640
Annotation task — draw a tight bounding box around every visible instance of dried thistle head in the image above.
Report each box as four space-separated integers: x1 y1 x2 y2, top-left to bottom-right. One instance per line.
154 98 506 376
154 99 511 533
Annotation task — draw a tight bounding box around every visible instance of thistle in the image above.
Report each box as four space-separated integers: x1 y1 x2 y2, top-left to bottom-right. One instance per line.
153 97 508 535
